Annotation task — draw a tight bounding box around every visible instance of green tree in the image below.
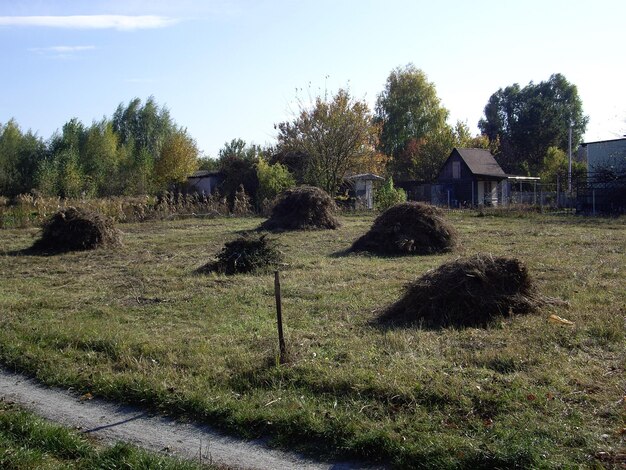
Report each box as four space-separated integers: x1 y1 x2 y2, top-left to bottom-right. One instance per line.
374 177 406 211
540 146 586 186
478 73 588 174
153 129 199 191
375 64 449 159
218 139 261 205
218 138 261 161
82 120 122 196
43 118 89 197
390 121 483 181
197 155 219 171
276 88 379 196
0 119 46 196
38 148 85 198
256 158 295 204
35 157 60 196
111 97 176 194
49 118 86 156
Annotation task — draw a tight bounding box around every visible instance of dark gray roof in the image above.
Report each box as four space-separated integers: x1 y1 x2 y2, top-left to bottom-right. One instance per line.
455 148 506 177
345 173 384 181
189 170 223 178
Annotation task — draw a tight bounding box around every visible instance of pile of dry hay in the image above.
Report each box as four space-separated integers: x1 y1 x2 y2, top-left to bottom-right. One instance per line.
199 234 283 275
379 253 554 328
31 207 122 253
259 185 340 231
351 202 457 255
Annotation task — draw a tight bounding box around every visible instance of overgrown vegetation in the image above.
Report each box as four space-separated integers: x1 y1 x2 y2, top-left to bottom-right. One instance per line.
199 234 283 275
0 401 209 469
0 192 232 229
0 213 624 468
374 177 406 211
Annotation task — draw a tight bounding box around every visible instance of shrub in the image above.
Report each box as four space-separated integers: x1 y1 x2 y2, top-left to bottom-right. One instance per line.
199 234 283 275
374 177 406 211
256 158 295 206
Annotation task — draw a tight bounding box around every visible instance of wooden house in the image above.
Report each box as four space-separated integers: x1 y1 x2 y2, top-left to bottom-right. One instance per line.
436 148 508 206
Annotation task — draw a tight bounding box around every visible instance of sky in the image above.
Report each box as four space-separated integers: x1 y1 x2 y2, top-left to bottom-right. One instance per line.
1 0 625 158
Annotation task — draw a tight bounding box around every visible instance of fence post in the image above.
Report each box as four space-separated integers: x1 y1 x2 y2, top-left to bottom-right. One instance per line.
274 270 287 364
592 189 596 216
556 175 560 208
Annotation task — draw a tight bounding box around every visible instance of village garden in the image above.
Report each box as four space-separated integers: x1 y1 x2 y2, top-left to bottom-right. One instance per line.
0 206 624 468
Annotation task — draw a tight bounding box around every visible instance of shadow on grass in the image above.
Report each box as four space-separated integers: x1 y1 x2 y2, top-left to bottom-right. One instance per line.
329 247 423 259
3 245 99 257
4 247 56 257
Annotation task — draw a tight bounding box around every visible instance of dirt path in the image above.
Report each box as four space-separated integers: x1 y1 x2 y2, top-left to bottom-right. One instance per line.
0 368 380 469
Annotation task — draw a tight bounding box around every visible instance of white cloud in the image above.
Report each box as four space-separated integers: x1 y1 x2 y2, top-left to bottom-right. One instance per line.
0 15 178 30
29 46 96 53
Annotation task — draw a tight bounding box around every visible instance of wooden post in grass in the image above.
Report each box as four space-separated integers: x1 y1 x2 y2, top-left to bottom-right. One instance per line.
274 270 287 364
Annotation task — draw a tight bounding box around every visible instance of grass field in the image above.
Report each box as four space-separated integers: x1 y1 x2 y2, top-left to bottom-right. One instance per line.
0 401 208 469
0 211 624 468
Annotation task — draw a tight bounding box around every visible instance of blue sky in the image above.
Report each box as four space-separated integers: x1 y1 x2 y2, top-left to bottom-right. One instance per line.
1 0 625 158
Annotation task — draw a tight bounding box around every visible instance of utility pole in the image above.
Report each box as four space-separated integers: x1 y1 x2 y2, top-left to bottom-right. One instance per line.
568 120 573 193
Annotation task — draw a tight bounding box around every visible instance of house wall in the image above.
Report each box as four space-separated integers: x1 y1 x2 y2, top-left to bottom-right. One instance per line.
438 150 474 181
438 151 476 204
353 179 376 209
582 139 626 177
187 176 221 194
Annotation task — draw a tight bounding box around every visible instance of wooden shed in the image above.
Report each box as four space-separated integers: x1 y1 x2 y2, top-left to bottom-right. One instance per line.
187 170 225 195
437 148 508 206
345 173 384 209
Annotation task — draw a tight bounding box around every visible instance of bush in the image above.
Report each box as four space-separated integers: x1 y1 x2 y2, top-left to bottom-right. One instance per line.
256 158 295 206
374 177 406 211
199 234 283 275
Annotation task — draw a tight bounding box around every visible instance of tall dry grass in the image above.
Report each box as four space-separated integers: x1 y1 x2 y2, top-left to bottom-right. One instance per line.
0 191 233 229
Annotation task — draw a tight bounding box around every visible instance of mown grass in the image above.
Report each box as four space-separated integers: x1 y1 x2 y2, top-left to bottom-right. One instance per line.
0 212 624 468
0 401 211 469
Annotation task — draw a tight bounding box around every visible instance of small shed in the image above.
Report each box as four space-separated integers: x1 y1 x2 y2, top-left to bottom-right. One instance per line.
345 173 384 209
437 148 508 206
187 170 225 195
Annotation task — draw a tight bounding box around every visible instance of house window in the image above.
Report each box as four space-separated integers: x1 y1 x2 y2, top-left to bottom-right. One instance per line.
452 161 460 179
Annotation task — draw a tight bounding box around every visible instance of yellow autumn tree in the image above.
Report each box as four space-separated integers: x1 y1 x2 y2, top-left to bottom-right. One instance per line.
154 130 199 191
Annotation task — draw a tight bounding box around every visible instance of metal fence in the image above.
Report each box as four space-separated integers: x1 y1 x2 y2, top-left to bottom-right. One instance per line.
575 171 626 215
401 174 626 214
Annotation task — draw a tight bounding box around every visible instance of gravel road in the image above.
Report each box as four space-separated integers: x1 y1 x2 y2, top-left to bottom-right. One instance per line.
0 368 381 469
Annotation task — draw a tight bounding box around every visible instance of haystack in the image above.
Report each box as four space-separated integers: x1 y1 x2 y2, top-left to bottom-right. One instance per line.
258 185 340 231
199 234 283 275
351 202 457 255
379 254 548 328
32 207 122 253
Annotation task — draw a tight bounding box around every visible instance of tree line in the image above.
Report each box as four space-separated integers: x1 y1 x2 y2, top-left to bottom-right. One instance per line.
0 97 198 199
0 66 588 202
